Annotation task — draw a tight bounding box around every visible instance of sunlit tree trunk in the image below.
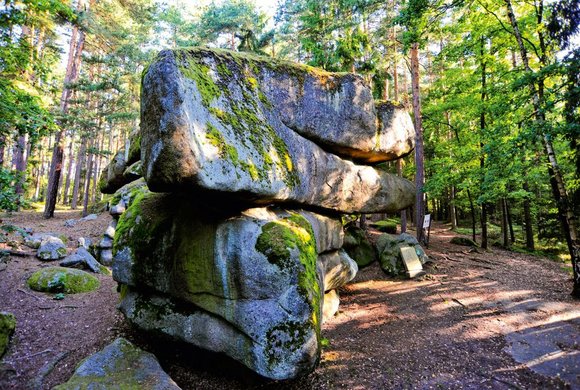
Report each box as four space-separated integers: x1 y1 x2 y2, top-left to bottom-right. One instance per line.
410 42 425 242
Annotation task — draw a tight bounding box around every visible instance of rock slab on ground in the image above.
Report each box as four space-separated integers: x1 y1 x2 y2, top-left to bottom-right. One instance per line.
60 247 107 274
54 337 180 390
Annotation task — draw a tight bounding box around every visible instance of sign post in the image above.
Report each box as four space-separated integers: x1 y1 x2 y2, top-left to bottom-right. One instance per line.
423 214 431 247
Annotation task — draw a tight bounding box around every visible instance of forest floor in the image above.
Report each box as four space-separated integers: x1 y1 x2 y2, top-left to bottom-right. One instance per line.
0 210 578 389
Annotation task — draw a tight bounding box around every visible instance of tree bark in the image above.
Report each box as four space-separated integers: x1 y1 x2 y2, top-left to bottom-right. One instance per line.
523 182 535 250
71 138 86 210
62 140 74 205
467 190 476 242
504 0 580 297
410 42 426 242
82 148 94 217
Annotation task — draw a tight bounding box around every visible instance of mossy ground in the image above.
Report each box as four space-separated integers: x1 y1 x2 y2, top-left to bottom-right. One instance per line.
27 267 100 294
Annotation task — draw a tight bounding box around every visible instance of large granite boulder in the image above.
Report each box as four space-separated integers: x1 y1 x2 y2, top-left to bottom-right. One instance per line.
54 338 180 390
140 48 414 214
113 192 335 379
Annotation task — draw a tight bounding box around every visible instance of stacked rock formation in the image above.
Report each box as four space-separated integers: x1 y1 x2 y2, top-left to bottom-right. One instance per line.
101 47 416 380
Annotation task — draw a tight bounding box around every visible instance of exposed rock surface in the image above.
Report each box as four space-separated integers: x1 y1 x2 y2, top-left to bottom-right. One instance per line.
0 312 16 358
450 236 478 247
37 236 67 260
54 337 180 390
24 232 62 249
140 48 414 214
27 267 100 294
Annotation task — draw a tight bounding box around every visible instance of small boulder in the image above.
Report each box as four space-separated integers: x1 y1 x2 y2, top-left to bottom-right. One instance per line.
36 236 67 260
0 312 16 358
98 249 113 266
53 338 180 390
77 237 92 249
27 267 100 294
24 233 60 249
60 247 107 274
64 219 77 228
80 213 98 222
98 236 113 250
342 225 377 268
450 236 478 247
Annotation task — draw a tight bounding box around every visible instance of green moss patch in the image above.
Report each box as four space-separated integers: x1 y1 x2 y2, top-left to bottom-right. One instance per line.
27 267 100 294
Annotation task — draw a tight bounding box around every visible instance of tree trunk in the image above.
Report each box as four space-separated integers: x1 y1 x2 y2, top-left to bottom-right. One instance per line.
410 42 426 242
467 190 476 242
479 36 489 250
62 140 74 205
523 182 535 250
13 135 27 204
501 198 510 248
506 199 515 243
82 149 94 217
505 0 580 297
450 186 457 229
71 138 86 210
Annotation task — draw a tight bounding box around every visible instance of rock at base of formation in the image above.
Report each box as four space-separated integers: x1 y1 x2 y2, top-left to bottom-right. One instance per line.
113 192 355 380
54 337 180 390
140 48 415 214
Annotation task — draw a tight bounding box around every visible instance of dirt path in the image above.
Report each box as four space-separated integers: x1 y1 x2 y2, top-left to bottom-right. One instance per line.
0 214 578 389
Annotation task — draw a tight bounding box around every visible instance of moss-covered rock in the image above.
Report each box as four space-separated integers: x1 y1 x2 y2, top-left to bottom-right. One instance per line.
112 194 326 379
53 337 180 390
372 220 398 234
0 312 16 358
27 267 100 294
376 233 430 276
450 236 479 247
342 225 377 268
36 236 67 261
